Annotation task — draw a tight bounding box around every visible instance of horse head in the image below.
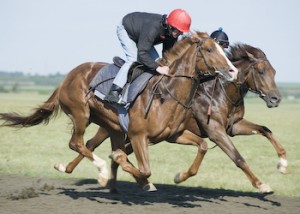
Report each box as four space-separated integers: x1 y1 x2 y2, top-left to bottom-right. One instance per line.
163 32 238 82
193 32 238 82
228 43 281 108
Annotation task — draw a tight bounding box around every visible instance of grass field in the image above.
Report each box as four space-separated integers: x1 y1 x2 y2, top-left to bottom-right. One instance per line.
0 92 299 196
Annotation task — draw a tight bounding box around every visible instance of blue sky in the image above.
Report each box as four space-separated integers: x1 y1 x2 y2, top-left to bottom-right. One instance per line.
0 0 299 83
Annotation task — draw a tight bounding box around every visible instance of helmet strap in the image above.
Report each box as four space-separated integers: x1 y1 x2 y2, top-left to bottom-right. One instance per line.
161 14 168 29
161 14 173 36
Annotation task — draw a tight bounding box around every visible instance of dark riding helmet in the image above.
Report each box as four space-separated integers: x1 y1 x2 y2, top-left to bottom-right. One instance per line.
210 27 229 48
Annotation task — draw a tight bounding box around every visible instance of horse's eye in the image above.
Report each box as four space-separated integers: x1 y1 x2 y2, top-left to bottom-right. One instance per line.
206 48 212 53
258 69 265 75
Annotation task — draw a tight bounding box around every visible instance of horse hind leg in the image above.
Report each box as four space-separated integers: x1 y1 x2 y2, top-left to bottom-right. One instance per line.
230 119 288 174
54 113 109 186
54 127 110 185
258 126 287 174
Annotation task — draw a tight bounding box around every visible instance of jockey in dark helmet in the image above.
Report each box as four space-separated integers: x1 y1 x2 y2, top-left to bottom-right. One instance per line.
210 27 229 49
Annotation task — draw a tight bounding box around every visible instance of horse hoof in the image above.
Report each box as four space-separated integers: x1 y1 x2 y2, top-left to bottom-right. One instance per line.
174 173 183 184
54 163 66 173
142 183 157 192
258 183 273 194
277 165 287 174
277 158 288 174
98 176 108 187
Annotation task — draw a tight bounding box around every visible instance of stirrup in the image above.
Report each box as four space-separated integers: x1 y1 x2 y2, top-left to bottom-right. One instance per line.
104 84 126 105
104 91 120 103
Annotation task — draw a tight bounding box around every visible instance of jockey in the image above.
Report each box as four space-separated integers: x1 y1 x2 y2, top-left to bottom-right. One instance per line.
104 9 192 104
210 27 229 49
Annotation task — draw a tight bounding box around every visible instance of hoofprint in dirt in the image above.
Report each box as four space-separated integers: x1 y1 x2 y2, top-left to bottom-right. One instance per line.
0 174 299 214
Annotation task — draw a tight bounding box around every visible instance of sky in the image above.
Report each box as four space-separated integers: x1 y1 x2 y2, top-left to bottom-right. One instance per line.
0 0 299 83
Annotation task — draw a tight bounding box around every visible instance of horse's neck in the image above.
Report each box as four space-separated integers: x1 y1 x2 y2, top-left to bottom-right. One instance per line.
158 44 198 102
167 43 197 76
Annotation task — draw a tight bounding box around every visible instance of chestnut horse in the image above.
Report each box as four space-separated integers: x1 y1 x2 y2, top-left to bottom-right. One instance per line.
0 32 238 191
57 43 283 193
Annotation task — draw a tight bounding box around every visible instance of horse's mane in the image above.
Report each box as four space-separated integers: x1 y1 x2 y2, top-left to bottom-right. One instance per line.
227 43 267 62
163 31 209 65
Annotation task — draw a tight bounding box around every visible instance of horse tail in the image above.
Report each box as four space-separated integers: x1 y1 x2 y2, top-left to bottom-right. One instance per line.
0 86 61 128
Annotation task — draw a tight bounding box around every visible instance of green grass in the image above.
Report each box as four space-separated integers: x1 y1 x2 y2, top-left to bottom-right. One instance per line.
0 92 299 196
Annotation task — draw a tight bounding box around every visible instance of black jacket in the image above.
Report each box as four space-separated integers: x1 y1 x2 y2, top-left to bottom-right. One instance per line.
122 12 177 70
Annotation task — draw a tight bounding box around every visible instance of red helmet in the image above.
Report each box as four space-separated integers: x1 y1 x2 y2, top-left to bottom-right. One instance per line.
167 9 191 32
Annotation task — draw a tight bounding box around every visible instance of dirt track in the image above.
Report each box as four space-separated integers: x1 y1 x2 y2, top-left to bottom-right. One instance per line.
0 174 299 214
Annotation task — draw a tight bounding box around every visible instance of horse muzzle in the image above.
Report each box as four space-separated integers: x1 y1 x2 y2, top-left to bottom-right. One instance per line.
216 67 238 82
263 92 281 108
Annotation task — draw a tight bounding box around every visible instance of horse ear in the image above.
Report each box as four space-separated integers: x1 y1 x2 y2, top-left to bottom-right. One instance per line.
246 51 256 62
190 33 200 43
191 37 199 43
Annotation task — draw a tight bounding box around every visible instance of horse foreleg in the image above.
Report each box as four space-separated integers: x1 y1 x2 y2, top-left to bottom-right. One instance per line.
110 136 155 191
170 130 208 184
109 143 155 192
124 142 155 191
230 119 287 173
210 130 273 194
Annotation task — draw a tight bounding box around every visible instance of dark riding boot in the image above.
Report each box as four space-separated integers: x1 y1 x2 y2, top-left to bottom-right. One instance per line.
104 84 123 103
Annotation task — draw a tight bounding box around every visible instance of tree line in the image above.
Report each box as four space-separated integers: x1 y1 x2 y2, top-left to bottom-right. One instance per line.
0 71 299 99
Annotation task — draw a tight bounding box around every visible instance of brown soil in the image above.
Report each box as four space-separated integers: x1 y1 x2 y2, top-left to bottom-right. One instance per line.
0 174 299 214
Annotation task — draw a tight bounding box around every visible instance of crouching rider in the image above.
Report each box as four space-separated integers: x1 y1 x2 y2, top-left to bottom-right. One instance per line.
104 9 192 104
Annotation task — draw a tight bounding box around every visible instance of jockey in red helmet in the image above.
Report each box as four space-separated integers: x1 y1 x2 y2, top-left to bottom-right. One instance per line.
104 9 192 104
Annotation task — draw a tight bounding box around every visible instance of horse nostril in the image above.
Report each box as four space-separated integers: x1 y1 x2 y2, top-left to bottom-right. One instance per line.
271 96 281 104
229 68 238 79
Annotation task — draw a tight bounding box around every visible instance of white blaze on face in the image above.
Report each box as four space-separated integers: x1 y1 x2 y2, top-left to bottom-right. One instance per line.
215 43 238 80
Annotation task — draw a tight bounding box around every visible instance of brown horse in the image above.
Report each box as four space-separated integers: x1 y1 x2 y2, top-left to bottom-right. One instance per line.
172 43 283 193
57 43 283 193
0 32 238 190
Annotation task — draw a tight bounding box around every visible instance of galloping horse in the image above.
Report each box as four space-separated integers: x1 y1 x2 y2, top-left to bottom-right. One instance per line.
0 32 238 190
171 43 283 193
56 43 283 193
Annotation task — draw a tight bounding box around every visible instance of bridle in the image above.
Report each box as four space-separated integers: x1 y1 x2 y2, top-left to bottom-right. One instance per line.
203 57 269 132
237 58 268 98
160 40 217 108
211 58 269 106
196 39 217 77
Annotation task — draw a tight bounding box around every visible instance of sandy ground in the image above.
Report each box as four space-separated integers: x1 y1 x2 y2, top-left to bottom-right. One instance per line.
0 174 299 214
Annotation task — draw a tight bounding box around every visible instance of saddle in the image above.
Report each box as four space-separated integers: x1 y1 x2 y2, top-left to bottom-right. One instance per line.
113 56 146 84
89 57 155 132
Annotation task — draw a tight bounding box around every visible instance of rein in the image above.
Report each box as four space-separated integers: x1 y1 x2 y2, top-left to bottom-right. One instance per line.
162 75 199 108
164 74 200 137
203 57 268 133
144 40 217 136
